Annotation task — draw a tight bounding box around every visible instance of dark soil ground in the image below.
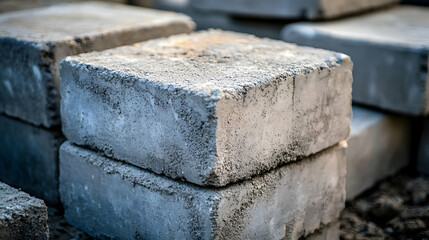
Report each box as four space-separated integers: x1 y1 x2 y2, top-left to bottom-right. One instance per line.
340 171 429 240
47 171 429 240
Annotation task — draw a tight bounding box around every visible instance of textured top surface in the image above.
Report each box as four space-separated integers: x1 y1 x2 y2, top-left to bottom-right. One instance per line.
0 182 46 219
287 6 429 49
0 1 193 42
65 30 348 96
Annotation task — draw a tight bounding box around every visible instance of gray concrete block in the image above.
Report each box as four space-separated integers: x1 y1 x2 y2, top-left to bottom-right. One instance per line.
0 115 64 206
60 30 352 186
346 106 411 200
0 2 195 128
282 6 429 115
0 181 49 240
59 141 347 240
190 0 398 20
418 119 429 175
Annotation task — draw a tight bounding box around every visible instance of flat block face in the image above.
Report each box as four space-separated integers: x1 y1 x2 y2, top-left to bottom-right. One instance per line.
283 6 429 115
0 115 64 205
61 30 352 186
190 0 398 20
0 182 49 240
418 119 429 174
60 141 346 240
346 106 410 199
0 2 195 128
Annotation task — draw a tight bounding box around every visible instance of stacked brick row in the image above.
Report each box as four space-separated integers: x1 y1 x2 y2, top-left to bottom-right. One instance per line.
0 1 194 207
58 29 353 239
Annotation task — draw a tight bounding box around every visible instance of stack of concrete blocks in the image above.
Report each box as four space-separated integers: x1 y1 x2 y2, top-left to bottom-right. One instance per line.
0 181 49 240
0 1 194 206
59 30 353 239
282 5 429 183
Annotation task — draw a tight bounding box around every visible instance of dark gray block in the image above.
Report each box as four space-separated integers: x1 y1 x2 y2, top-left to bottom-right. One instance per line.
60 30 352 187
0 1 195 128
346 106 410 200
60 141 347 240
282 6 429 115
190 0 398 20
0 115 64 205
418 119 429 175
0 181 49 240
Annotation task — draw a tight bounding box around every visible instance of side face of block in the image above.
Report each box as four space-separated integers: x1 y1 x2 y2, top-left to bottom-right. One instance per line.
0 115 64 205
190 0 398 20
0 2 195 128
0 182 49 240
60 30 352 186
346 107 411 200
282 6 429 115
60 141 346 240
418 118 429 174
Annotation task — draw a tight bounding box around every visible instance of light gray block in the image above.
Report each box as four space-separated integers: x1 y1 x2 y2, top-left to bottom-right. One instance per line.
418 119 429 174
190 0 398 20
282 6 429 115
0 2 195 128
60 30 352 186
0 182 49 240
346 106 410 200
60 141 347 240
0 115 64 206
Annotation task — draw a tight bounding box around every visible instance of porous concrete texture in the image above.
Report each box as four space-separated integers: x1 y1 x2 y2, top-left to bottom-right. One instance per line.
0 115 64 205
418 118 429 175
282 6 429 115
60 30 352 186
190 0 398 20
346 106 411 200
60 141 347 240
0 182 49 240
0 2 195 128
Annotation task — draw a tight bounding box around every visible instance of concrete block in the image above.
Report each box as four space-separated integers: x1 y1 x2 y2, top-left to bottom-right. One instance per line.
0 2 195 128
0 115 64 206
282 6 429 115
418 119 429 175
0 181 49 240
190 0 398 20
59 141 347 240
60 30 352 186
346 106 411 200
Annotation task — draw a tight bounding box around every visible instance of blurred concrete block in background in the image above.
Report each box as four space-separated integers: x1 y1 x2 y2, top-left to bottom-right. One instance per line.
0 2 195 128
60 141 346 240
283 6 429 115
0 0 127 13
0 181 49 240
0 115 64 206
60 30 352 187
346 106 411 200
418 119 429 175
190 0 398 20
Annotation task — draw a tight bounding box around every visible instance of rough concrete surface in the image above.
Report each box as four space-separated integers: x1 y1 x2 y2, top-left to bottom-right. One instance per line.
0 1 195 128
306 222 340 240
418 118 429 175
60 141 347 240
346 106 411 200
283 6 429 115
190 0 398 20
0 115 64 206
61 30 352 186
0 182 49 240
